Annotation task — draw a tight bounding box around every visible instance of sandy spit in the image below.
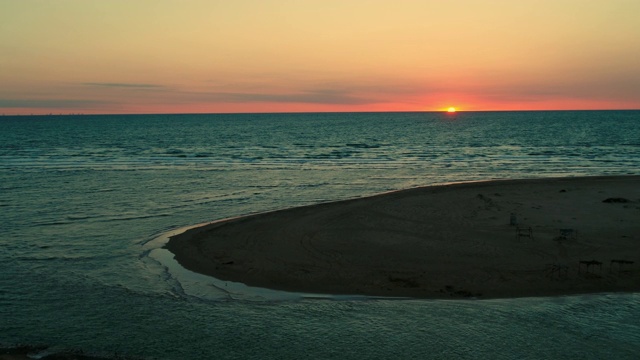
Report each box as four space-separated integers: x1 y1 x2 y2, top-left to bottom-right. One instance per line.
165 176 640 299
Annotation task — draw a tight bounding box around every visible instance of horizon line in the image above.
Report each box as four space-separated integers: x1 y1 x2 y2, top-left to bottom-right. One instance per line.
2 108 640 117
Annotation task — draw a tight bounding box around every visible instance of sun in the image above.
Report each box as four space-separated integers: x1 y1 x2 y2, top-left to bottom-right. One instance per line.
447 107 457 113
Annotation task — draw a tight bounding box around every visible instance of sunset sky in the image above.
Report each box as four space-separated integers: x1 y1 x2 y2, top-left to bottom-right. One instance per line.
1 0 639 114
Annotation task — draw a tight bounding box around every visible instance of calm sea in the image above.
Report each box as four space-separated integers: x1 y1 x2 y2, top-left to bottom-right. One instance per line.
1 111 639 359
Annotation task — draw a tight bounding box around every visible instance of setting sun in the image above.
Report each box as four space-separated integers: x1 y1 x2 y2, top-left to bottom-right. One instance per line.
447 107 457 113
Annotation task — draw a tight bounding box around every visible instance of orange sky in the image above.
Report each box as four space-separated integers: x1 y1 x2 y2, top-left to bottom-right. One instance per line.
1 0 639 114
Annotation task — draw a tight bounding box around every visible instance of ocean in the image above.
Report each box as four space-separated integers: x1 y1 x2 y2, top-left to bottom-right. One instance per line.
1 111 639 359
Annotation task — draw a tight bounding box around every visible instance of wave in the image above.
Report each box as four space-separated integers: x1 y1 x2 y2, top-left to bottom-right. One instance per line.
100 213 172 222
346 143 382 149
15 254 103 262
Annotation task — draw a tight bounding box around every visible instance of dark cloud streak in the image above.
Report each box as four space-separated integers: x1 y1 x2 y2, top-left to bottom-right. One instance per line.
201 89 373 105
0 99 109 109
83 82 165 89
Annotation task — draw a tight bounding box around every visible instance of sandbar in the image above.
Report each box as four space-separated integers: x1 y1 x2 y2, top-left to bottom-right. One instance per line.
165 176 640 299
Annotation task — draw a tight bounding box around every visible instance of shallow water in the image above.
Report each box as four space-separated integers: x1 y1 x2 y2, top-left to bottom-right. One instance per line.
1 111 639 359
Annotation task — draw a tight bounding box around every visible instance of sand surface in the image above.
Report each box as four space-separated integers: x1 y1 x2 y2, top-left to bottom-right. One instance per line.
166 176 640 299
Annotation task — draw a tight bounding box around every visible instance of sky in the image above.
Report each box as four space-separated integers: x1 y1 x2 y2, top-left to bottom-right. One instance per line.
1 0 639 115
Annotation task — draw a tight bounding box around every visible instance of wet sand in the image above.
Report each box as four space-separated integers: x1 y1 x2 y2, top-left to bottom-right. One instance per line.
165 176 640 299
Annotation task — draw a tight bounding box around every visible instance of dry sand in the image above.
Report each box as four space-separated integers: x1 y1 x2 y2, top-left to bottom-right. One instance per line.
165 176 640 299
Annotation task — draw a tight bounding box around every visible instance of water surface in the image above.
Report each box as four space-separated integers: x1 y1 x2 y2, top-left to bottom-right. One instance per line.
1 111 639 359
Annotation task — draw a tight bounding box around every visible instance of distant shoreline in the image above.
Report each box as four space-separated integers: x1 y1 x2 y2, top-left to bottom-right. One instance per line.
165 176 640 299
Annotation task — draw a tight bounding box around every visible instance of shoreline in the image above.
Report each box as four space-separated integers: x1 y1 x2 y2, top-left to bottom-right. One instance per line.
165 176 640 299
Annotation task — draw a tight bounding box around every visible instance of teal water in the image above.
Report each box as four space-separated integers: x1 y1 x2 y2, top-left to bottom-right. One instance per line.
1 111 639 358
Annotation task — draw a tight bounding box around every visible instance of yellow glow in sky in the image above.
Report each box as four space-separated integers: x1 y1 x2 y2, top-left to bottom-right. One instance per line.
1 0 640 114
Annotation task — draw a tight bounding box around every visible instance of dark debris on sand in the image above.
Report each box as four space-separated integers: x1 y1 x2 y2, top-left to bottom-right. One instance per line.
602 197 631 203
